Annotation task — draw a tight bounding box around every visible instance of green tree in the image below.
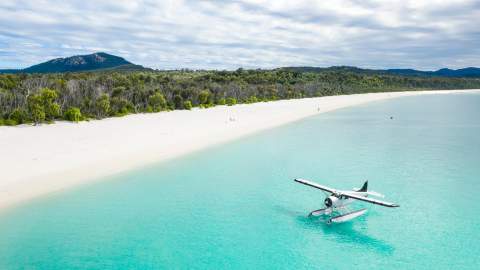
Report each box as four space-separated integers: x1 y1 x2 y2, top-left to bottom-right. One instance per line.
9 108 28 124
217 98 226 105
226 97 237 106
173 94 183 109
110 97 132 116
112 86 126 97
198 90 210 105
95 94 110 117
39 88 60 121
27 94 45 124
246 96 258 103
286 86 295 99
3 119 17 126
183 100 192 110
148 92 167 112
64 107 82 122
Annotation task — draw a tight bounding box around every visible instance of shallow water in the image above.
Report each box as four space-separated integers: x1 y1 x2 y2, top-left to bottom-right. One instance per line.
1 93 479 269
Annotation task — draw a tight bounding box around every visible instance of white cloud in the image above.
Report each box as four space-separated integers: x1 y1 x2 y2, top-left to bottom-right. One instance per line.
0 0 479 70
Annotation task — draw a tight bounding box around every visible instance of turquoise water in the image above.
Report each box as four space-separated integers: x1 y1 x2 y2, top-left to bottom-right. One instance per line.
1 93 480 269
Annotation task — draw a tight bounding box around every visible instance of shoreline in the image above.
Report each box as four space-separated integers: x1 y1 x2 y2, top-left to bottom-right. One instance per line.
1 89 479 211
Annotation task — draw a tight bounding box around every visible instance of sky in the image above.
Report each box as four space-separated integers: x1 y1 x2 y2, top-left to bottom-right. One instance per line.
1 0 479 70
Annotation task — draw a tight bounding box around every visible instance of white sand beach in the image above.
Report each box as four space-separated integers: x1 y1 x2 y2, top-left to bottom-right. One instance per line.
0 89 478 210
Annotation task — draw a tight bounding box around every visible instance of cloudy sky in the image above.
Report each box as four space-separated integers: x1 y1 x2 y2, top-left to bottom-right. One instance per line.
1 0 479 70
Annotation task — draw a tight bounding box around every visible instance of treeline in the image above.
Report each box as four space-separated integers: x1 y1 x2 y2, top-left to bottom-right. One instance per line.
1 69 480 125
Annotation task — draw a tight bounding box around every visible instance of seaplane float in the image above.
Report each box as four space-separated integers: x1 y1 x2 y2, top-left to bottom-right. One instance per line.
294 178 399 224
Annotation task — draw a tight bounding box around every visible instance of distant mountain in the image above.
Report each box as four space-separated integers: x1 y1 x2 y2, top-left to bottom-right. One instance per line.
0 52 148 73
0 69 19 74
1 53 479 77
386 67 480 77
282 66 480 78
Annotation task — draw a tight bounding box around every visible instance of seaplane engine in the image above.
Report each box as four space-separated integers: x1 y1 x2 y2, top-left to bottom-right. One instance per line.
324 196 340 208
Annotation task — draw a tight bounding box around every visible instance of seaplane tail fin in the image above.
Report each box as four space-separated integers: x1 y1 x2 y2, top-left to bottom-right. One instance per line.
357 181 368 192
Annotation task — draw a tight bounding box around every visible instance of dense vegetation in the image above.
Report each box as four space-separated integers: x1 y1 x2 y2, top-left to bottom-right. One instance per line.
1 69 480 126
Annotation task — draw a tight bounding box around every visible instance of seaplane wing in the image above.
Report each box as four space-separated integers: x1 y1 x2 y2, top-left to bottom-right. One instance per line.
294 178 337 194
342 192 399 207
365 191 385 198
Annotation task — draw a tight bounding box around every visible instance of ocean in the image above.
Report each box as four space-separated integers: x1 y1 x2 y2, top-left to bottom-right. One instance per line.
1 93 479 269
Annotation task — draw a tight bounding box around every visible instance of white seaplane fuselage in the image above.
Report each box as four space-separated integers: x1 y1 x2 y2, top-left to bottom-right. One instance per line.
310 191 368 218
325 191 369 208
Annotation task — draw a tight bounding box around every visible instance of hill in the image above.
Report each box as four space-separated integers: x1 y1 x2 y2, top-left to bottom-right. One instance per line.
386 67 480 77
1 52 478 77
0 52 147 73
281 66 480 78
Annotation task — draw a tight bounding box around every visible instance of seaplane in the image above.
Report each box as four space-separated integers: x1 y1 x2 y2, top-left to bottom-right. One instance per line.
294 178 399 224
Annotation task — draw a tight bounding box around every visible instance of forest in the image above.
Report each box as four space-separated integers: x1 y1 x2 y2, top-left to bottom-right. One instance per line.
1 68 480 126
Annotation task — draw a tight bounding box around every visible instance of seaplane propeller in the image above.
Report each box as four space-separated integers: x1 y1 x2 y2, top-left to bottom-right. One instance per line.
294 178 399 224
